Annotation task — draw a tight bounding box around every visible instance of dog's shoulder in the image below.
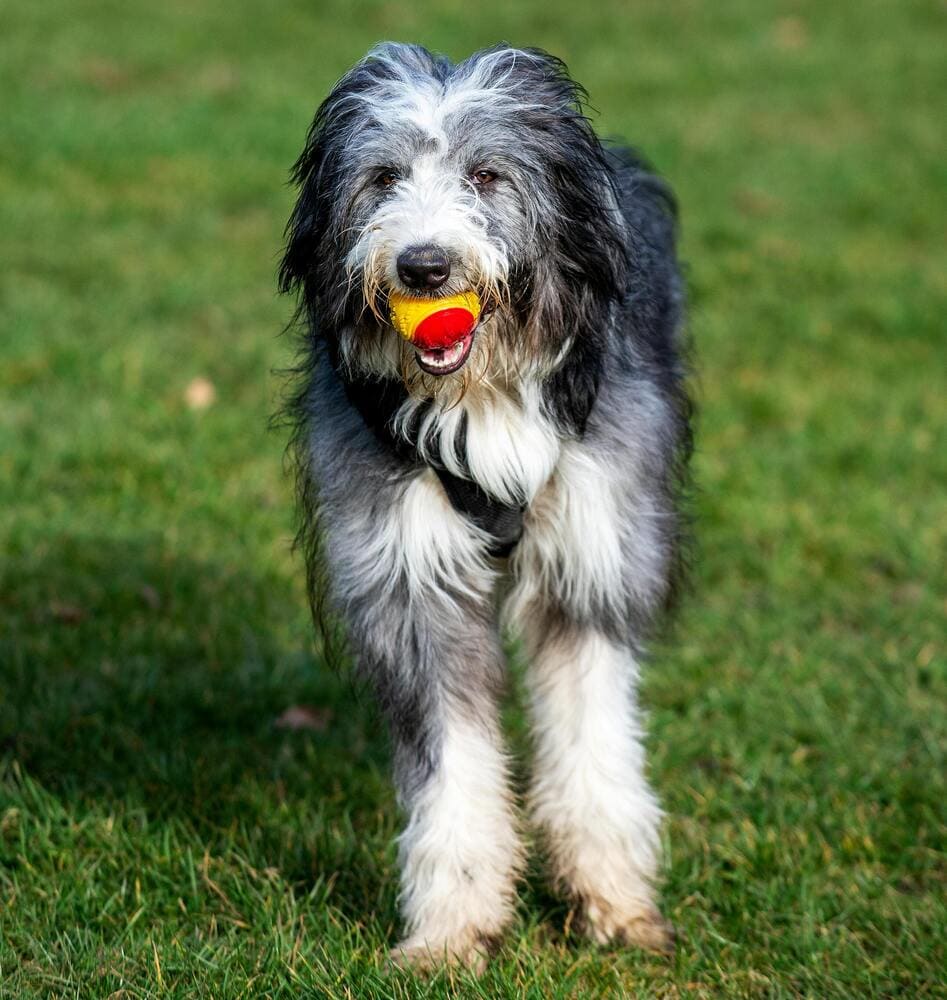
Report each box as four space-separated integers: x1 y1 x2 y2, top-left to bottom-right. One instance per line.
607 145 679 232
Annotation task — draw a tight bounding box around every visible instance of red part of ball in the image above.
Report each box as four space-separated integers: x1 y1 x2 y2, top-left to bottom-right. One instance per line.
412 308 476 350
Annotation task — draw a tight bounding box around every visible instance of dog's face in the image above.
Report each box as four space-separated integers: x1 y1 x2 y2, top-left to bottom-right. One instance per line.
281 44 627 395
333 60 527 380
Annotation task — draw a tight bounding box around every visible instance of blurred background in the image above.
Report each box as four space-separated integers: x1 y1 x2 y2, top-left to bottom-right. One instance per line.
1 0 944 996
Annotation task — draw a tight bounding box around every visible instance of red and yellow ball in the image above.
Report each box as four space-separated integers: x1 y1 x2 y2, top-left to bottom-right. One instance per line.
388 291 481 350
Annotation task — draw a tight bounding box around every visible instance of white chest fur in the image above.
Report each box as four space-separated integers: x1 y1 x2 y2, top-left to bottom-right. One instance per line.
396 382 561 505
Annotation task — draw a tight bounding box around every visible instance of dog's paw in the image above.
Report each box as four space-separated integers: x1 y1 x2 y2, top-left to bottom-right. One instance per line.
389 932 495 974
578 899 676 955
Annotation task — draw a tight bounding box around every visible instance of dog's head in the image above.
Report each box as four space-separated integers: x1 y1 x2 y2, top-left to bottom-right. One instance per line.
281 44 627 395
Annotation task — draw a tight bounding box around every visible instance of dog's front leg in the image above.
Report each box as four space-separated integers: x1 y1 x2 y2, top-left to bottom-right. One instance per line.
507 443 675 953
323 467 521 969
391 694 520 971
522 626 674 953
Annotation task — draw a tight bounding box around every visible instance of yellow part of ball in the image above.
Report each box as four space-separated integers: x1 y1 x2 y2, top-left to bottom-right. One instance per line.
388 290 481 341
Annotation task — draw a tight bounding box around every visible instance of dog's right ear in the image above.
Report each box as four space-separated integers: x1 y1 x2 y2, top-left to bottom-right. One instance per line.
278 86 347 298
279 44 448 298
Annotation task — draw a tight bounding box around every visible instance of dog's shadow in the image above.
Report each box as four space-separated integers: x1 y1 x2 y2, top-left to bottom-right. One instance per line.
1 533 575 934
0 533 399 920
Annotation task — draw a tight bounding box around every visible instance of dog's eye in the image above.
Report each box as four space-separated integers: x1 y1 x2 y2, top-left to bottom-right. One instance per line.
376 170 400 187
470 169 498 187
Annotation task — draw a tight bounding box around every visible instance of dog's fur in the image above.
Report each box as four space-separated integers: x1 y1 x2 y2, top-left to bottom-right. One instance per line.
279 42 692 969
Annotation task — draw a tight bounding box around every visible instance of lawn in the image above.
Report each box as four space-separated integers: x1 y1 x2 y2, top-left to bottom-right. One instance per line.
1 0 944 996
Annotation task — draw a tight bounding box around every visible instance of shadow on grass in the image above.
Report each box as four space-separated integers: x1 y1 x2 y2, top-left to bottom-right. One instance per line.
0 534 593 931
0 533 393 870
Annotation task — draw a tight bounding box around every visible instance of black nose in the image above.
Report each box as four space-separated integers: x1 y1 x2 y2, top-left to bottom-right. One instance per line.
397 245 451 290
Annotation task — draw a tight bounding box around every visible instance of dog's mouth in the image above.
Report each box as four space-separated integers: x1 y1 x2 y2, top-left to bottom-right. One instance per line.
414 331 476 376
390 296 494 377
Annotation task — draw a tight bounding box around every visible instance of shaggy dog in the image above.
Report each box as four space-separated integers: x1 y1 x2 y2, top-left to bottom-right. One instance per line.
280 42 691 969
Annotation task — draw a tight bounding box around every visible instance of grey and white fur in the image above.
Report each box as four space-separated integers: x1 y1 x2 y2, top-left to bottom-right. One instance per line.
280 42 692 969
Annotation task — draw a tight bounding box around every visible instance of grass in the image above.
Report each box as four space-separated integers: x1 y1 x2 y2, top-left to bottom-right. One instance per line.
1 0 945 995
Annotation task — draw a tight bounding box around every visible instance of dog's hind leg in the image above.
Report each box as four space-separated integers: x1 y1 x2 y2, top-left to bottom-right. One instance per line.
506 442 675 954
316 458 521 970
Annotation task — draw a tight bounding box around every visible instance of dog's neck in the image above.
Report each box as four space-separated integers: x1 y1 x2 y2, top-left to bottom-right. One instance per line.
339 356 562 511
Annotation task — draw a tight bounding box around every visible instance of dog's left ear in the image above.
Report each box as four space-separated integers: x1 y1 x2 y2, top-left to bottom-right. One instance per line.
472 48 628 330
463 48 632 432
499 49 624 286
519 49 627 297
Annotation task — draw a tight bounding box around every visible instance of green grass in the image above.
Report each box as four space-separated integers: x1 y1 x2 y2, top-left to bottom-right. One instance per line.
1 0 945 995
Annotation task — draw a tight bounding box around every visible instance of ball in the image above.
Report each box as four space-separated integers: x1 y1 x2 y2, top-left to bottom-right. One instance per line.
388 291 481 350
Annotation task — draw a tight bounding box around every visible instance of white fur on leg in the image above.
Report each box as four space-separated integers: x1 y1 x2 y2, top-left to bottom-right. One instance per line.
394 711 522 968
527 630 671 950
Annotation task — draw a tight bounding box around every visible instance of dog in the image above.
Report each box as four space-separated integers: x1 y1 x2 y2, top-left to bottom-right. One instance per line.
279 42 692 969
